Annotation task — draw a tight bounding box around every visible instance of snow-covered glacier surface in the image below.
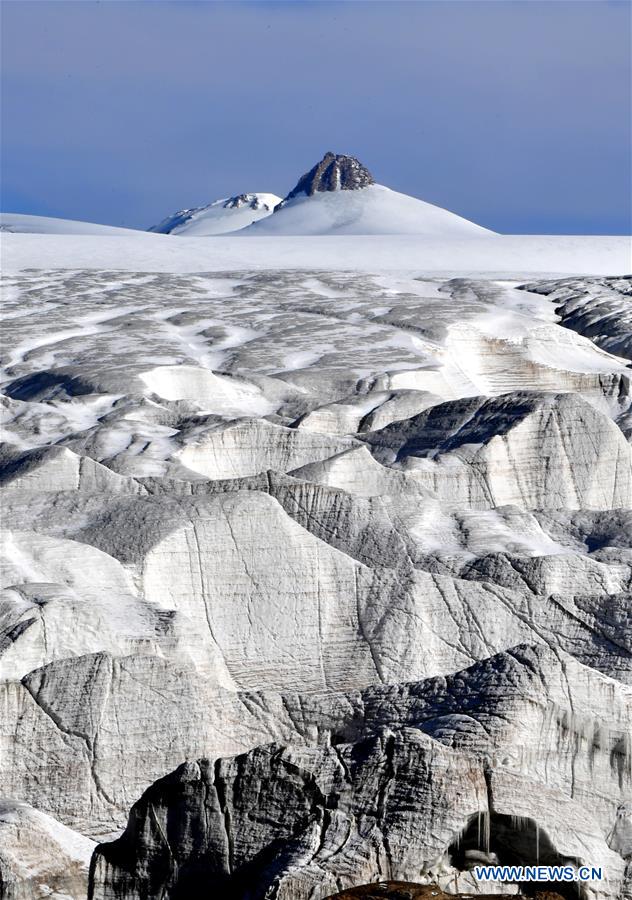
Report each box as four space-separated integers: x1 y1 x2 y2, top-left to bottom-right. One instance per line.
3 230 630 276
0 238 631 899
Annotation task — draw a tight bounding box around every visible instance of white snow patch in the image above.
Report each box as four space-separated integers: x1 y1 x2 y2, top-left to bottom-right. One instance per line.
139 365 277 417
0 800 95 865
244 184 493 236
408 506 571 558
0 212 140 235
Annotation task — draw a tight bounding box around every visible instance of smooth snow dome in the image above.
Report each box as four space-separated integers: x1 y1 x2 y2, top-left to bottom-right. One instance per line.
0 212 139 235
243 184 495 236
150 193 282 235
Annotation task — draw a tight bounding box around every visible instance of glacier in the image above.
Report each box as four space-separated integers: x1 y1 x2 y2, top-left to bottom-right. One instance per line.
0 154 631 900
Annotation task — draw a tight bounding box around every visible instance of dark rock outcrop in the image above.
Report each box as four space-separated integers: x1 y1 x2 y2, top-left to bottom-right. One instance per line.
279 151 375 206
222 193 275 211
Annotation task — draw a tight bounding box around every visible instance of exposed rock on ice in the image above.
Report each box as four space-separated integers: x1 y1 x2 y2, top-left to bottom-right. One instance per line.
281 151 376 200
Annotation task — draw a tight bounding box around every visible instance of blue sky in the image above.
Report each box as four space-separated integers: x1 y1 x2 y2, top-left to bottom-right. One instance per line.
2 0 630 233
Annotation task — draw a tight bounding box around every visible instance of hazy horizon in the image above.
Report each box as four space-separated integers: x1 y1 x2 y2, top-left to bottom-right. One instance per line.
2 0 631 235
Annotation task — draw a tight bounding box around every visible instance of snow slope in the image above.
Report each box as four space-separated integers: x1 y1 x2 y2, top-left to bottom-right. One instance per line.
0 212 140 235
243 184 494 236
2 231 629 277
149 193 282 235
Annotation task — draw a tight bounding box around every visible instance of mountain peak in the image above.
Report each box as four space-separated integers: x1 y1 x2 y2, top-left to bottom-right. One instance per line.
281 152 375 205
221 193 276 211
148 192 281 235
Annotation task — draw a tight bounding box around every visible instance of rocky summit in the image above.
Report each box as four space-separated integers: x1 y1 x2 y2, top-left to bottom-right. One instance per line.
222 192 276 211
0 263 630 900
281 151 376 203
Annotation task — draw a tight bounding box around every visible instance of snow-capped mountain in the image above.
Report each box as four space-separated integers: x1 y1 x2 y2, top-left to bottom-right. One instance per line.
244 152 494 236
147 153 493 237
149 192 281 235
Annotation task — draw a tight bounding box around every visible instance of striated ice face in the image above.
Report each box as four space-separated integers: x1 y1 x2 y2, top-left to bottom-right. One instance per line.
0 265 630 899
